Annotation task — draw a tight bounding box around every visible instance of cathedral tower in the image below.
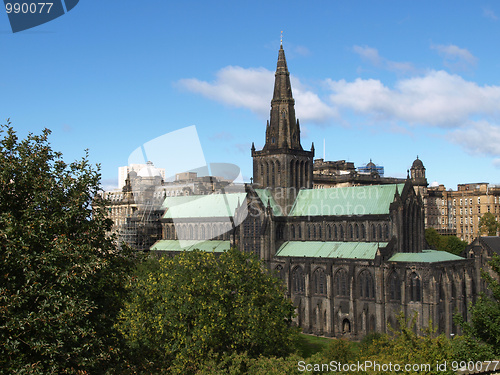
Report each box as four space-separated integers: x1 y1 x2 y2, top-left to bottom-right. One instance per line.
252 43 314 215
410 156 427 196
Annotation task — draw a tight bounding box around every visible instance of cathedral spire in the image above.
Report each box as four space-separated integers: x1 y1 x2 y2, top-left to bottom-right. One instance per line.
263 44 302 151
252 41 314 215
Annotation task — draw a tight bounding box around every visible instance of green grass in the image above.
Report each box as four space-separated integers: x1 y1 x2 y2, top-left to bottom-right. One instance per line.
296 334 332 358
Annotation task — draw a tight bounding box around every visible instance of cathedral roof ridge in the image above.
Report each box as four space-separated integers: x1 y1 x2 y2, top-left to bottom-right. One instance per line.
162 192 247 219
289 183 405 217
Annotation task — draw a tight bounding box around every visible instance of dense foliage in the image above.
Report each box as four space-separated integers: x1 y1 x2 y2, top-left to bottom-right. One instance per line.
456 253 500 357
425 228 468 255
0 122 134 374
117 248 299 373
479 212 500 236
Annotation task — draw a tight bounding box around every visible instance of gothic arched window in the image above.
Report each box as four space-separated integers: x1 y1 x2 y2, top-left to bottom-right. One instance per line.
272 162 275 187
388 272 401 301
409 272 421 302
359 270 375 299
266 162 270 186
372 224 376 240
355 224 359 239
318 225 322 239
361 224 366 239
291 224 295 239
334 268 349 297
339 225 344 240
292 266 305 293
298 225 302 239
275 264 285 280
333 224 338 240
384 224 389 239
328 224 332 239
349 224 353 239
313 268 326 295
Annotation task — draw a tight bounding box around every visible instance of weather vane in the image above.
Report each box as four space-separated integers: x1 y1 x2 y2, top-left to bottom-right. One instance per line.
280 30 283 45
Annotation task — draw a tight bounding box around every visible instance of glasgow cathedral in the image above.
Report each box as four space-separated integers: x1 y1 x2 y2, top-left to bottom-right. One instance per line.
148 43 484 339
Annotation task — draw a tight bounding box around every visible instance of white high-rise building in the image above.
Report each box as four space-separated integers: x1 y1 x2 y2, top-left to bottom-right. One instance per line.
118 162 166 190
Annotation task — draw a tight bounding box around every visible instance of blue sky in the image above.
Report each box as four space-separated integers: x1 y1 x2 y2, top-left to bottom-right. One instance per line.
1 1 500 190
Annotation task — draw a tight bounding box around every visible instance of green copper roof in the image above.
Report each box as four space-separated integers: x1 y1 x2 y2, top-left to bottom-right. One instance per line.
388 250 465 263
150 239 230 252
275 241 388 260
162 193 247 219
160 195 198 209
289 184 405 217
254 188 283 216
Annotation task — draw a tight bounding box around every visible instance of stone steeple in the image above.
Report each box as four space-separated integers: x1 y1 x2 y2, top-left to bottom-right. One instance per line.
264 45 302 151
252 43 314 215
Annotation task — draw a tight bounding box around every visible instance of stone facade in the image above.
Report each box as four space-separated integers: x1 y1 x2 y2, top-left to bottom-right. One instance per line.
424 183 500 241
313 158 405 189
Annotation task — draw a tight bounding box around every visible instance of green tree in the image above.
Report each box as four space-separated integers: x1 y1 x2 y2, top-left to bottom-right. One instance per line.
360 314 454 375
425 228 441 250
425 228 467 256
117 248 299 373
479 212 499 236
456 253 500 357
0 122 134 374
443 235 468 256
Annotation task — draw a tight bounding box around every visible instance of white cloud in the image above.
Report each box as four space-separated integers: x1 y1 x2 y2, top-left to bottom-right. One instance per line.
293 45 311 57
448 121 500 157
291 77 338 123
178 66 334 123
178 62 500 162
353 45 382 66
483 7 498 20
493 158 500 169
352 45 415 73
179 66 273 118
101 177 118 191
431 44 477 70
327 70 500 127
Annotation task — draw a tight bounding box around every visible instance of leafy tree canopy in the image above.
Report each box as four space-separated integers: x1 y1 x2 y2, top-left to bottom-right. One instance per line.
360 314 454 375
117 248 299 373
425 228 468 255
0 122 134 374
479 212 499 236
457 253 500 357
